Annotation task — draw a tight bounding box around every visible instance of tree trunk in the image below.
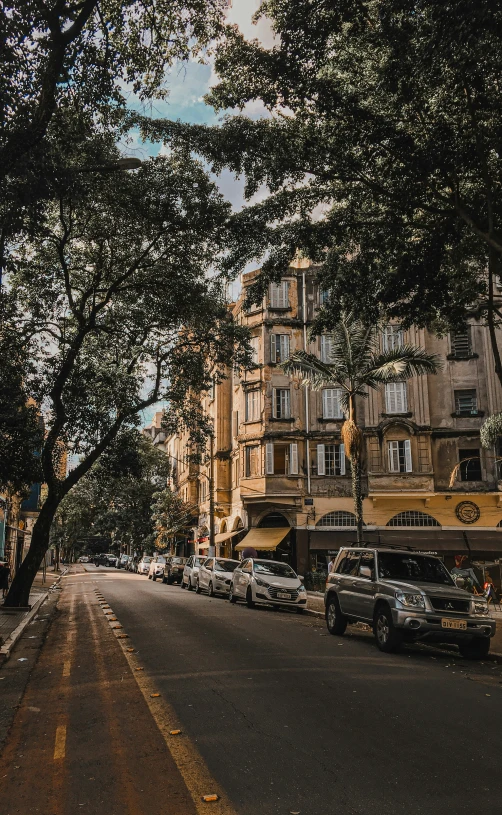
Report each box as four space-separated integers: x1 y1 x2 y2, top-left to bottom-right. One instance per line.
351 454 364 544
3 493 60 607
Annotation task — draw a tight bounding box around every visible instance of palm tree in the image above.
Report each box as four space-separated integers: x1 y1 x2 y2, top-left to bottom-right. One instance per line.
282 313 441 543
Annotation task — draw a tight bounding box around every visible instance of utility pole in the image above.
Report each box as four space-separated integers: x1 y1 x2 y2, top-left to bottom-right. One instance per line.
209 432 215 557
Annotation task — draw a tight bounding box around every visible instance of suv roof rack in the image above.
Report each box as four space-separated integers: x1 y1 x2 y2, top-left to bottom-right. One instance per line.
342 542 423 553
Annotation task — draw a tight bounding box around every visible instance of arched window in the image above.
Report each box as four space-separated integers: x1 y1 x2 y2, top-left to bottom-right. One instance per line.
316 511 359 528
258 512 290 528
497 520 502 528
387 511 440 527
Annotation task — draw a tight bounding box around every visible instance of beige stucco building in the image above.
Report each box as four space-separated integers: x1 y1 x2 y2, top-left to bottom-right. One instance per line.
166 259 502 583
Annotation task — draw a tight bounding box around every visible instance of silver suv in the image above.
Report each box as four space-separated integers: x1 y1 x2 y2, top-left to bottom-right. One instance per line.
325 546 496 659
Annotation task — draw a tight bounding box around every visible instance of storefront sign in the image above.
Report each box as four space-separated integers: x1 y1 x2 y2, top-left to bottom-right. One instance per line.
455 501 481 524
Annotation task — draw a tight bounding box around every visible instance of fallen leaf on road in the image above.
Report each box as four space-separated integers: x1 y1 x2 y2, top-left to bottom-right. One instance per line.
170 729 182 735
150 693 160 698
136 667 144 671
201 794 219 802
127 648 134 652
486 694 491 697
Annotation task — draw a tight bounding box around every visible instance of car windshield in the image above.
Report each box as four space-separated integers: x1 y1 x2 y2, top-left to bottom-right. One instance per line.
142 557 152 563
194 557 205 566
172 557 186 564
157 557 166 563
253 561 297 578
214 559 239 573
377 553 454 586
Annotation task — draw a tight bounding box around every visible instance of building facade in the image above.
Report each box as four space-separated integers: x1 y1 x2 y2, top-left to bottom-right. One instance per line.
165 258 502 587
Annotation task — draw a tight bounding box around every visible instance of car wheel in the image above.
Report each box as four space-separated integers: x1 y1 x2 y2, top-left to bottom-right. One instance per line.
459 638 491 660
229 584 237 603
246 587 255 609
373 605 403 653
326 595 347 636
162 575 167 584
152 573 157 581
148 574 152 580
296 607 304 615
195 579 201 594
180 579 185 589
187 578 193 591
208 581 215 597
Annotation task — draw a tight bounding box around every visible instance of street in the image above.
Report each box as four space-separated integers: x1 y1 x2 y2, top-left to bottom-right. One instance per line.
1 567 502 815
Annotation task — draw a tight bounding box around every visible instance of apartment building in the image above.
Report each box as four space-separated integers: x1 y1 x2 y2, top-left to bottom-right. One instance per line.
165 258 502 583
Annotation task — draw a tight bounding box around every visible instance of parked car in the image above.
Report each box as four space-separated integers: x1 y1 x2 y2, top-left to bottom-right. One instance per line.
163 556 187 585
118 554 131 569
128 558 139 573
137 556 152 575
182 555 207 590
324 546 496 659
229 559 307 612
78 555 89 563
148 555 167 580
197 557 240 596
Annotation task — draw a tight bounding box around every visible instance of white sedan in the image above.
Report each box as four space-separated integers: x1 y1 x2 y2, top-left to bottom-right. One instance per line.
196 557 240 597
182 555 208 590
137 556 152 575
229 558 307 612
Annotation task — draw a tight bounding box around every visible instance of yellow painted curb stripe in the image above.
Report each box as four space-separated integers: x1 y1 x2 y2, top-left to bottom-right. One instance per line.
54 724 67 760
119 641 237 815
62 661 71 678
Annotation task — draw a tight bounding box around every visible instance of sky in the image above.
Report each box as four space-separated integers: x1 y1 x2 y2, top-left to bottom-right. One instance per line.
135 1 276 427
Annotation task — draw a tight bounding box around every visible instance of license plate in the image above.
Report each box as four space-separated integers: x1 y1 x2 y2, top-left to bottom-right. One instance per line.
441 618 467 630
277 592 291 600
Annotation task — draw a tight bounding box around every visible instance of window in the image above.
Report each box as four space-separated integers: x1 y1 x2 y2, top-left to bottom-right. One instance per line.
245 446 260 477
270 281 289 309
382 324 404 351
270 333 290 363
265 443 298 475
450 329 472 358
272 388 291 418
322 388 343 419
385 382 407 413
338 551 361 576
316 443 346 476
454 389 478 415
320 334 334 363
319 289 330 305
459 448 482 481
387 511 440 527
388 440 412 473
359 551 375 580
245 389 260 421
316 511 357 528
249 336 260 366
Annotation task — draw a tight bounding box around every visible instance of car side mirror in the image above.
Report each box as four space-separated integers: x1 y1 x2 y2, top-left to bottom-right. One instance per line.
359 566 372 579
298 575 304 581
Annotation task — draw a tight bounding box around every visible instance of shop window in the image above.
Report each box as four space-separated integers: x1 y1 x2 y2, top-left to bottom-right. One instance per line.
245 446 261 477
459 448 482 481
382 324 404 351
272 388 291 418
316 511 357 528
245 389 260 421
320 334 334 363
454 389 478 415
388 440 412 473
316 443 346 476
385 382 407 413
387 511 440 527
270 281 289 309
322 388 344 419
270 334 290 363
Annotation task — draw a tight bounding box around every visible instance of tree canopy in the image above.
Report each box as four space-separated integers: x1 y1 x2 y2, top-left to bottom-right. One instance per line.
139 0 502 380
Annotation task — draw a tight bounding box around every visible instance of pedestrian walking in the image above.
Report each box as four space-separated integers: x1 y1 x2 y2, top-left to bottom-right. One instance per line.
0 560 10 599
328 556 337 574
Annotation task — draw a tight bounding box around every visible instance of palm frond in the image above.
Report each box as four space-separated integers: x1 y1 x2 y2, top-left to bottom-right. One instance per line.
366 345 442 383
281 351 346 389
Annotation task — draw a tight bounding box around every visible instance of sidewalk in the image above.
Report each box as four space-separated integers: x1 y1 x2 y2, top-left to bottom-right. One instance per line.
0 567 63 651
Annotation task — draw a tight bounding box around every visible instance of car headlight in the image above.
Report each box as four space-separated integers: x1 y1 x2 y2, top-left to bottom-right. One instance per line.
254 577 269 588
395 591 425 609
473 599 489 615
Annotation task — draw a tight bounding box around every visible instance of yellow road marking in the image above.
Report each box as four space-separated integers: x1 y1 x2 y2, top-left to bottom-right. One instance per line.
119 642 237 815
62 661 71 678
53 724 67 760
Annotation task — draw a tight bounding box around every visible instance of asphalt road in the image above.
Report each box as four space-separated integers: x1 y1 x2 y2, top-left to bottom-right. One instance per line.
90 567 502 815
1 566 502 815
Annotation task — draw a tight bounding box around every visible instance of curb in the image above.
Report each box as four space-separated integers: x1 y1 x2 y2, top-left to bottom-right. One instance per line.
0 589 52 666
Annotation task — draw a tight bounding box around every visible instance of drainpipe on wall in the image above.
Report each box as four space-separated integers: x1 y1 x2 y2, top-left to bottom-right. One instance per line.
0 496 7 560
302 270 311 495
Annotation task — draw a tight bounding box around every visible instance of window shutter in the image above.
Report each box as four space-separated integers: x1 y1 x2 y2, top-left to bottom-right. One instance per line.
317 444 325 476
289 443 299 475
388 441 399 472
339 443 346 475
272 388 278 418
233 411 239 437
322 389 331 419
283 389 291 418
404 439 412 472
398 382 407 412
270 334 277 363
265 443 274 474
281 281 289 308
